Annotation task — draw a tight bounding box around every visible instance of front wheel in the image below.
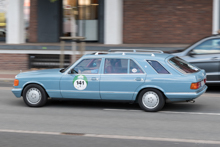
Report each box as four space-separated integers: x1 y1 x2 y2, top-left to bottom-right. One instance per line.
138 89 165 112
22 84 47 107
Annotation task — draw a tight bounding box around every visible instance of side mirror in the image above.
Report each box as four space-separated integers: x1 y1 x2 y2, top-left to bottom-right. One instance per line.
59 68 64 72
188 50 196 57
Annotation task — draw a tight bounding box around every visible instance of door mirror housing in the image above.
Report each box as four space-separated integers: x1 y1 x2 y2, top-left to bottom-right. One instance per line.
188 50 197 57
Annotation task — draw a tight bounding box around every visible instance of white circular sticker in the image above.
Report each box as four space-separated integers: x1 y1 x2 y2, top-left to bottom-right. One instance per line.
74 79 87 90
73 75 88 90
132 68 137 73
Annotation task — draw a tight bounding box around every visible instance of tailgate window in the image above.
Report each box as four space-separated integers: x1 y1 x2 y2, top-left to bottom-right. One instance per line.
169 57 199 73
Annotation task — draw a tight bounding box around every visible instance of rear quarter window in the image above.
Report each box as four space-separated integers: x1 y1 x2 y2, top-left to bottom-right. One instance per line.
147 60 170 74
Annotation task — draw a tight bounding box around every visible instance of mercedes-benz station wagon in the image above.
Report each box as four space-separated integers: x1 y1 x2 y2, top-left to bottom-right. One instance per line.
12 49 207 112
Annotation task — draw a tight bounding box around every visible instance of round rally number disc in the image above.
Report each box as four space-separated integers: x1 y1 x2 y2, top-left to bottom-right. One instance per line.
73 75 88 90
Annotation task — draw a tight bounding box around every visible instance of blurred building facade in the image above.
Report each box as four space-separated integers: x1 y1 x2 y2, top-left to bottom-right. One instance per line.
5 0 220 44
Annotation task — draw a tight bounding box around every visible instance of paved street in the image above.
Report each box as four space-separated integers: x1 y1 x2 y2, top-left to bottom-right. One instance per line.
0 82 220 147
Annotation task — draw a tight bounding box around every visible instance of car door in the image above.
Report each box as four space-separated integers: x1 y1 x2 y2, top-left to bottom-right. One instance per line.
60 58 102 99
100 58 146 100
182 38 220 82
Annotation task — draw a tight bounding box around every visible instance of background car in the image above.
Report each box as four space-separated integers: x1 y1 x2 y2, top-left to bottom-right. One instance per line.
170 35 220 84
12 50 207 112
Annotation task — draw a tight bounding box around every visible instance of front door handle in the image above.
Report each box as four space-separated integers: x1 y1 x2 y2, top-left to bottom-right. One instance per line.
91 77 98 81
135 77 142 81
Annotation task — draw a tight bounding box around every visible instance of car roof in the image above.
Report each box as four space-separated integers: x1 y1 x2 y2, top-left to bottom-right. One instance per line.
82 52 174 61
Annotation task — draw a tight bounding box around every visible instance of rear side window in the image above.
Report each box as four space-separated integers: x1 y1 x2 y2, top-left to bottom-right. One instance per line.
104 58 128 74
147 60 170 74
130 60 144 74
169 57 199 73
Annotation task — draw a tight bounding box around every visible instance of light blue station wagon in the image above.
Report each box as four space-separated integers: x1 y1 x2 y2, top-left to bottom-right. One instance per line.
12 49 207 112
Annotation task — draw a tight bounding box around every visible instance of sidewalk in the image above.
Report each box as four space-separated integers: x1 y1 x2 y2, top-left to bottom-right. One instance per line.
0 42 189 51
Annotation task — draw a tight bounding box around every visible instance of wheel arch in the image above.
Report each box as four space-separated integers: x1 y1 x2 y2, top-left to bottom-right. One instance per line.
21 82 49 98
135 86 167 102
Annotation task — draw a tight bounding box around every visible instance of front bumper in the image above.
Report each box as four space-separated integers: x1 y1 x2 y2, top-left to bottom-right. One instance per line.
11 88 22 98
165 85 208 101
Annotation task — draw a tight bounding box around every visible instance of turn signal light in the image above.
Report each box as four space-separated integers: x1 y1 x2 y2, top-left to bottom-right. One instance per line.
190 82 201 89
14 79 19 86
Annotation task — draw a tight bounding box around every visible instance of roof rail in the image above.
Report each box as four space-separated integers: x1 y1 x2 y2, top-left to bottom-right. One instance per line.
108 49 163 53
88 52 109 55
89 49 163 56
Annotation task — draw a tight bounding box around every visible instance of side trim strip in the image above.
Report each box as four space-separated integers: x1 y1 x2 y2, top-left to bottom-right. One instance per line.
12 88 22 91
206 81 220 83
51 90 137 94
47 90 60 92
165 92 196 95
206 72 220 76
100 91 137 94
61 90 99 93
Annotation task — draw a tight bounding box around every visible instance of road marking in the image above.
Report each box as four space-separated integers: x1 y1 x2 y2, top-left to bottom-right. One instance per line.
0 129 220 145
104 109 140 112
161 111 220 116
0 129 60 135
85 134 220 145
104 109 220 116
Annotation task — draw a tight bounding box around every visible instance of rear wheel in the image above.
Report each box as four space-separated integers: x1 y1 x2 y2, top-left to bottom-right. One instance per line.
23 84 47 107
138 89 165 112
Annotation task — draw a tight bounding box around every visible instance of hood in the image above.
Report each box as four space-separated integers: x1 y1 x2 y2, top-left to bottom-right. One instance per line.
164 49 186 57
16 68 62 78
171 52 184 56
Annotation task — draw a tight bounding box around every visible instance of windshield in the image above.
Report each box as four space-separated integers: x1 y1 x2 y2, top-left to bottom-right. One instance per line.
182 36 214 51
169 57 199 73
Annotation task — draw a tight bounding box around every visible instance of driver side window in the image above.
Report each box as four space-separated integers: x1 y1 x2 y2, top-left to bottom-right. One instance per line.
192 39 220 54
72 58 102 74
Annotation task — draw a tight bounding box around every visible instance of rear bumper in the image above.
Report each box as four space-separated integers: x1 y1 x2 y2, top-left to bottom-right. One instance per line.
165 85 207 101
11 88 22 98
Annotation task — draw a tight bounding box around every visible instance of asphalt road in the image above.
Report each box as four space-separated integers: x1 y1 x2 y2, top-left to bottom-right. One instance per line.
0 82 220 147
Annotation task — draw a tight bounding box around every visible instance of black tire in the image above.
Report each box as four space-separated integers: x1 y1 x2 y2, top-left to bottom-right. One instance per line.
138 89 165 112
22 84 47 107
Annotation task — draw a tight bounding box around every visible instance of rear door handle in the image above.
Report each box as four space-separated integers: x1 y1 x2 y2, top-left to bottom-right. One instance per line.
91 77 98 81
135 77 142 81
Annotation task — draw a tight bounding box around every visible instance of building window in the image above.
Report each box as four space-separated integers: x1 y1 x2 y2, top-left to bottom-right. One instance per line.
63 0 99 41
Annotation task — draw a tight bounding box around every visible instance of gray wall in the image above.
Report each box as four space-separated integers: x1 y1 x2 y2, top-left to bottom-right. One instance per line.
37 0 63 43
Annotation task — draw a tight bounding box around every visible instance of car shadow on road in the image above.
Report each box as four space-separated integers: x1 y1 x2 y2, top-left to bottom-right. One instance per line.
46 99 205 112
163 102 204 112
47 99 141 110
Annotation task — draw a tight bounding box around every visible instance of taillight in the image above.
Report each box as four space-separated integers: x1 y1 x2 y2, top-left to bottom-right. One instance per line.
204 78 206 83
190 82 201 89
14 79 19 86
